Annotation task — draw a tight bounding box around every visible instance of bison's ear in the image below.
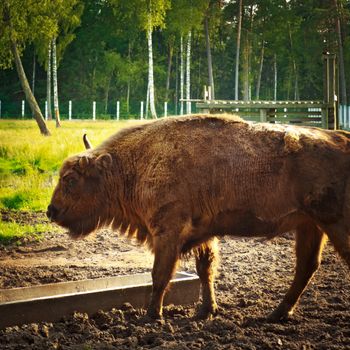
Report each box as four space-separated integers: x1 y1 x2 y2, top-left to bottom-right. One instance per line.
96 153 112 169
78 155 90 169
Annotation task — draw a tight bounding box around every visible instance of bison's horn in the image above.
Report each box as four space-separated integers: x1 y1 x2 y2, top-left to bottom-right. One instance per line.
83 134 92 150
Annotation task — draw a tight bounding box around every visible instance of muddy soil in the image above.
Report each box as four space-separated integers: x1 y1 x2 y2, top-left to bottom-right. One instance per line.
1 210 350 349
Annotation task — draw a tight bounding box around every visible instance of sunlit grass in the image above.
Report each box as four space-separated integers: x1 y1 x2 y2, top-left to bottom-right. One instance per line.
0 119 141 212
0 217 56 244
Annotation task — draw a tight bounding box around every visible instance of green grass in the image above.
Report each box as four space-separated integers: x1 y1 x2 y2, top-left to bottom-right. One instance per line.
0 218 54 244
0 119 142 242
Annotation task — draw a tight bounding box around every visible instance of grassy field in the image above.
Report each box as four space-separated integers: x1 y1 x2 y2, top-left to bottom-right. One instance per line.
0 119 142 243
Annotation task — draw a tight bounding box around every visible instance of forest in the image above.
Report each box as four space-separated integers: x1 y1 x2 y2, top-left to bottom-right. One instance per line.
0 0 349 122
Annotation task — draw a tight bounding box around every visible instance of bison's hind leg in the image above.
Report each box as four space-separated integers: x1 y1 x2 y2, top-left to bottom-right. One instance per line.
323 222 350 267
268 221 326 322
194 237 219 319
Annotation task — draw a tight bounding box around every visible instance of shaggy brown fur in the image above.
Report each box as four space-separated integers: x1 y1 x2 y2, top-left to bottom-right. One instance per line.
47 114 350 321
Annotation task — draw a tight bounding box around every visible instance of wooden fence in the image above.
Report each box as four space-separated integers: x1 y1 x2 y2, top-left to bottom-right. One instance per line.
195 100 328 128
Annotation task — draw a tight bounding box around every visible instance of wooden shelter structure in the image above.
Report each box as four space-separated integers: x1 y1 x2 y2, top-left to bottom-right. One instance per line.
192 53 338 130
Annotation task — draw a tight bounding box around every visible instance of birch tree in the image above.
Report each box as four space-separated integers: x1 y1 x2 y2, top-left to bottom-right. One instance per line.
165 0 206 114
180 36 184 115
204 16 214 100
139 0 171 119
147 16 157 119
46 41 53 120
186 31 192 114
36 0 82 125
274 53 277 101
235 0 243 100
165 38 174 102
111 0 171 119
52 37 61 127
334 0 347 104
255 40 264 100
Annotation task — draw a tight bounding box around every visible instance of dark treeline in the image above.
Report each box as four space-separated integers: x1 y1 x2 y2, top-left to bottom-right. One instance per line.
0 0 349 119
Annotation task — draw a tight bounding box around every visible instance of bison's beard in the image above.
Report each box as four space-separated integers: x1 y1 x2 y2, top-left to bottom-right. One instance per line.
56 215 105 240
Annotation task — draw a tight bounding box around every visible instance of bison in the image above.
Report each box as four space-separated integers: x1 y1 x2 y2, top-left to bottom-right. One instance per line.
47 114 350 321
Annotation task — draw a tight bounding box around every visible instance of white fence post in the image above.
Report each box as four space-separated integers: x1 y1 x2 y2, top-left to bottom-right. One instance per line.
21 100 25 118
164 101 168 118
69 100 72 121
140 101 144 120
116 101 120 121
93 101 96 121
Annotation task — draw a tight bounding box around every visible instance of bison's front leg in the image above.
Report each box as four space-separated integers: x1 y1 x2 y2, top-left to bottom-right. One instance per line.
147 234 180 319
195 238 218 319
268 221 326 322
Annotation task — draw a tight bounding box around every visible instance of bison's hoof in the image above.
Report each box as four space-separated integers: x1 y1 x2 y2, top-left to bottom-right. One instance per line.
195 304 219 320
141 314 165 324
146 308 163 321
266 305 293 323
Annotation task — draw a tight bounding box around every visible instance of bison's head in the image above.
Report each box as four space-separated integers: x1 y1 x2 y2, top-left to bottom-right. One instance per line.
47 151 114 239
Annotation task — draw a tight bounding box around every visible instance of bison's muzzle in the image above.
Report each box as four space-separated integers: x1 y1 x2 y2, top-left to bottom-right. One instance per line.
46 204 59 221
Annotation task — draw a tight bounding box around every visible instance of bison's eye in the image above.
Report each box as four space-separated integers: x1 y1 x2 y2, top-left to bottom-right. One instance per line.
67 178 77 188
62 175 78 191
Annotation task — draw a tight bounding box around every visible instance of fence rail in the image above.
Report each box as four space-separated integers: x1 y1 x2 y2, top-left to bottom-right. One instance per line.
0 100 184 120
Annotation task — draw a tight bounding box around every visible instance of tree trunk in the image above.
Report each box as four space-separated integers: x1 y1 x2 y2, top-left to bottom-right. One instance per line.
234 0 243 100
180 35 184 115
197 53 202 98
126 41 131 115
91 52 97 93
175 50 178 115
147 26 157 119
126 81 130 115
294 68 299 100
32 51 36 96
286 15 299 101
248 4 254 100
186 31 191 114
256 40 264 100
165 43 173 102
204 16 215 100
146 80 150 119
274 54 277 101
334 0 347 104
10 39 50 135
52 37 61 127
47 41 52 120
243 34 249 101
104 77 111 114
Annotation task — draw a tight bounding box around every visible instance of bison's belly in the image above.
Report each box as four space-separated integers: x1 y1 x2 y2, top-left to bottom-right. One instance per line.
208 209 301 238
209 210 276 237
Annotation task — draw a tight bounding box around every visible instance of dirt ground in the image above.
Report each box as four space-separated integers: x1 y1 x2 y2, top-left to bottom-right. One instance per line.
1 210 350 350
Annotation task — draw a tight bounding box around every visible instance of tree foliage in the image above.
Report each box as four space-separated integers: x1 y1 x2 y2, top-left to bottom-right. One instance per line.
0 0 58 69
1 0 350 119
